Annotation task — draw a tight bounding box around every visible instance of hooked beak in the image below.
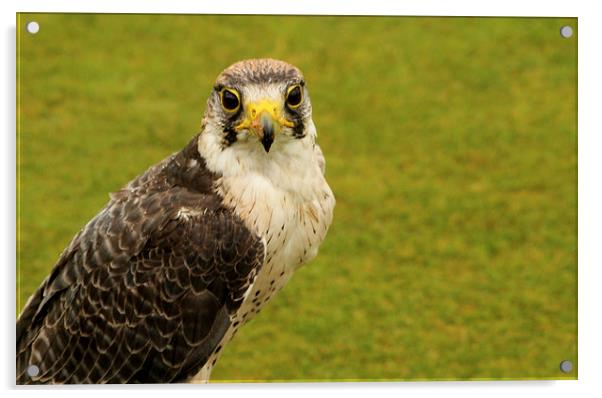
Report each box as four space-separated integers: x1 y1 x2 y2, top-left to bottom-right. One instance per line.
259 113 275 152
235 99 294 152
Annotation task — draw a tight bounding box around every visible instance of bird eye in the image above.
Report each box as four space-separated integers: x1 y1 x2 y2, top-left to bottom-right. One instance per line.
286 84 303 109
220 88 240 112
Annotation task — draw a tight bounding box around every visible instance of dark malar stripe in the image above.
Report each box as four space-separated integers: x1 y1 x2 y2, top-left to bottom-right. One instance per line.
292 119 306 139
223 128 238 146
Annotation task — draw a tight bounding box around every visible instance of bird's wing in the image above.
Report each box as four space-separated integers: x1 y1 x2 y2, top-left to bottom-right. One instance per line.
16 187 265 384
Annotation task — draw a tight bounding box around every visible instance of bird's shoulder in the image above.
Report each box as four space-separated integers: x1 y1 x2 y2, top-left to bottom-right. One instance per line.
16 136 266 384
42 134 264 309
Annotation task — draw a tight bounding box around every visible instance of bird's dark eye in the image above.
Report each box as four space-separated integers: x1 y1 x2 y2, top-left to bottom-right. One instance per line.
220 88 241 112
286 84 303 109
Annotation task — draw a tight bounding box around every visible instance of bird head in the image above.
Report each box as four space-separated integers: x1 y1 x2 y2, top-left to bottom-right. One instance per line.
202 59 313 153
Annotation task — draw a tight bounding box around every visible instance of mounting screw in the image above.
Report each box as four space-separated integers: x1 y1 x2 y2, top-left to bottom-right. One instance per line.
26 21 40 34
559 360 573 373
26 364 40 378
560 26 573 38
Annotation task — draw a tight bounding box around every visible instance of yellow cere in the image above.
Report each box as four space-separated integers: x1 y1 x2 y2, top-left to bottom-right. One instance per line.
235 99 294 133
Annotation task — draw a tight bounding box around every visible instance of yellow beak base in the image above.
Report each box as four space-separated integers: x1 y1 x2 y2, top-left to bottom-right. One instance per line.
234 99 294 138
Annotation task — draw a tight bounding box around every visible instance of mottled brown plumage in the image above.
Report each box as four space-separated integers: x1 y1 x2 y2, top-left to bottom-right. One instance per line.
17 137 264 384
215 58 302 87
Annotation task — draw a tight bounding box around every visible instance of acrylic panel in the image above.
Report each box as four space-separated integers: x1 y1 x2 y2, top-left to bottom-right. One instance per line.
16 14 577 383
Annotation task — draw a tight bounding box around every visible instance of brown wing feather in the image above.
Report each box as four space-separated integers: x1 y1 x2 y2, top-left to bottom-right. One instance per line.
16 137 264 384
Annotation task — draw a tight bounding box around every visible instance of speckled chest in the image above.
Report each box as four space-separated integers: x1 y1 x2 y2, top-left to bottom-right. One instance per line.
190 167 334 383
224 174 334 325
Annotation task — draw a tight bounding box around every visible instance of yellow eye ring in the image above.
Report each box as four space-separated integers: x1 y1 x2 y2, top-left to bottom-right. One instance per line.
285 84 303 109
220 88 241 112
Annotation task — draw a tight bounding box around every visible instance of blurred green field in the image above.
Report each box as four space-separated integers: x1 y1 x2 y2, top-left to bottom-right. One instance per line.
17 14 577 381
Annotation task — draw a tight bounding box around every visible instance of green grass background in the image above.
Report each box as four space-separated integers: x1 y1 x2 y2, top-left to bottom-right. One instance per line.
17 14 577 381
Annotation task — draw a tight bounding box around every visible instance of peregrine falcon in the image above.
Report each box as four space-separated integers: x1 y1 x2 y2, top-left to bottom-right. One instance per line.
16 59 335 384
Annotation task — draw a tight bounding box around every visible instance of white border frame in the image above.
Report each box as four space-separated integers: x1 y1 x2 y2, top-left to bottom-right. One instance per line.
3 1 600 397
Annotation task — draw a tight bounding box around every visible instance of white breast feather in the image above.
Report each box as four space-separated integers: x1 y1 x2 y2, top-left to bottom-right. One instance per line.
190 119 335 383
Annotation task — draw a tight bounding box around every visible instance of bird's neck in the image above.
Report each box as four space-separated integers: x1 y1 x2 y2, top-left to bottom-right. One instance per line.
197 128 319 193
197 124 332 239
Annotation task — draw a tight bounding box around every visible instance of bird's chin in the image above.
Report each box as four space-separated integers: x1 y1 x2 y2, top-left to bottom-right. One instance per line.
225 128 301 156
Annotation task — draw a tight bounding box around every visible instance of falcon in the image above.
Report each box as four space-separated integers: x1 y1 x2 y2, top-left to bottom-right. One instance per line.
16 59 335 384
